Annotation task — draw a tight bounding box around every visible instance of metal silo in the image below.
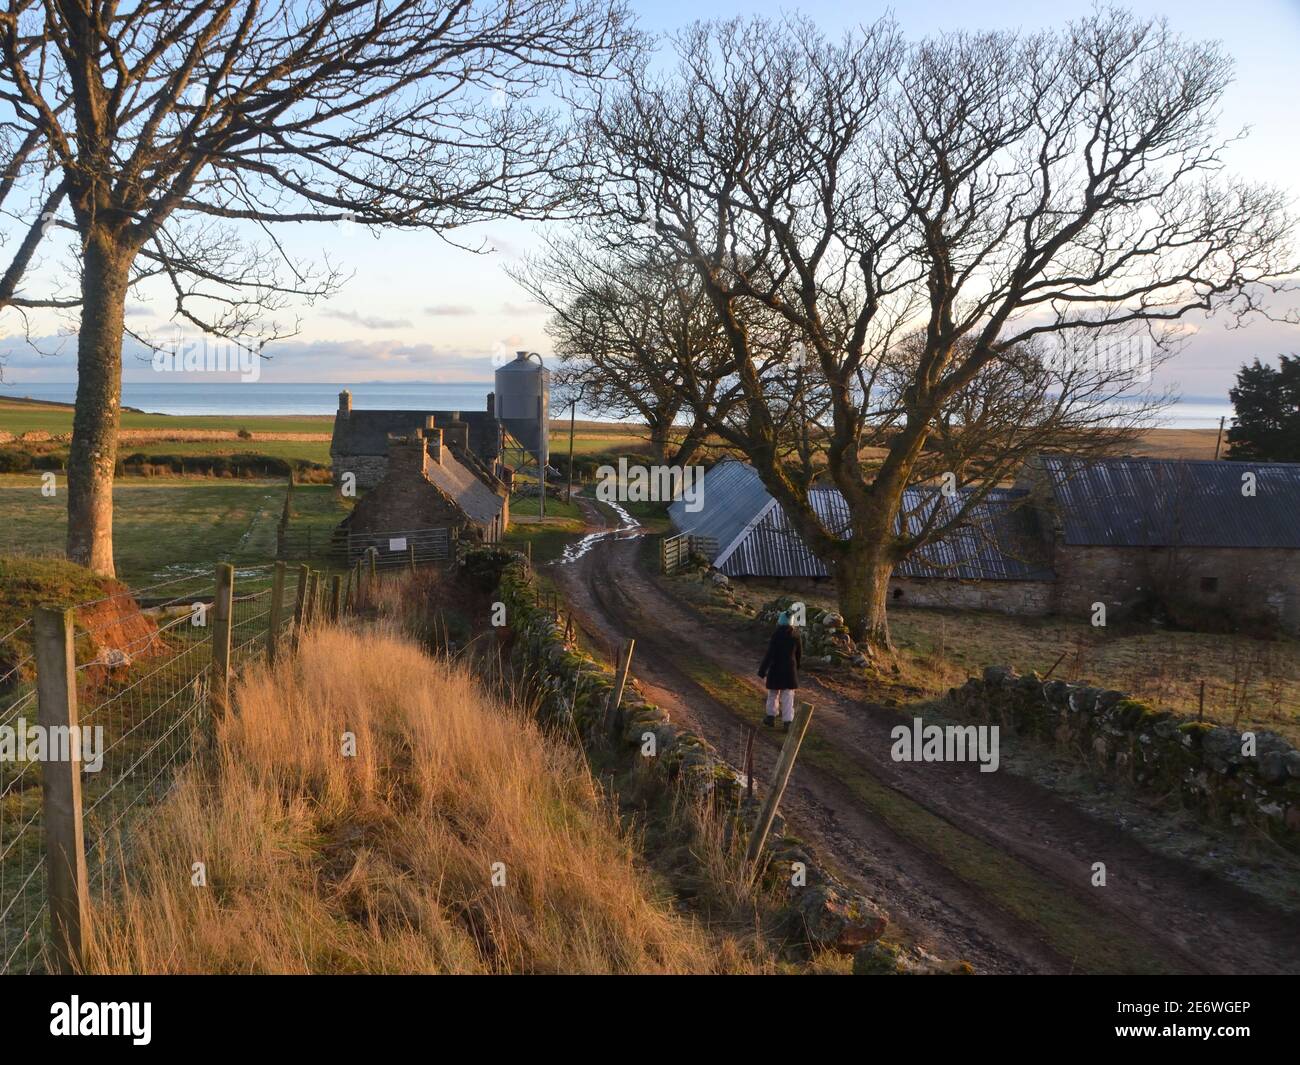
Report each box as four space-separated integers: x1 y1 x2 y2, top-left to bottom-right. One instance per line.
494 351 551 516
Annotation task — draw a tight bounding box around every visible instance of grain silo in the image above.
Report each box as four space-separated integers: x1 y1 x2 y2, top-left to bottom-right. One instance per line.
494 351 550 516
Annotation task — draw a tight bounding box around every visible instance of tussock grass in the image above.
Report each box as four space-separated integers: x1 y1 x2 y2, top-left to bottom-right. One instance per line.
87 625 727 973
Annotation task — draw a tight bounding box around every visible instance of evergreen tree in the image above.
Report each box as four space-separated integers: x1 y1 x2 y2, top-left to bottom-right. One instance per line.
1227 356 1300 461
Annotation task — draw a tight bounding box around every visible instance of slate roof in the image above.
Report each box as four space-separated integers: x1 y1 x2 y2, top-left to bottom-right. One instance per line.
1036 455 1300 549
332 408 498 459
426 450 505 527
671 460 1053 581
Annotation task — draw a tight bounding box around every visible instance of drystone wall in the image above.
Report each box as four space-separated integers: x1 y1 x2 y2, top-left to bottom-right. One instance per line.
948 667 1300 847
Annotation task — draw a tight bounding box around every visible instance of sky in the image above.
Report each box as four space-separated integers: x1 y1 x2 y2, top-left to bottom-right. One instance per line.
0 0 1297 401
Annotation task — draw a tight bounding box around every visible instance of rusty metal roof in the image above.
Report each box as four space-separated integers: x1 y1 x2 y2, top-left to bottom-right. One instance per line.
1037 455 1300 548
674 460 1053 581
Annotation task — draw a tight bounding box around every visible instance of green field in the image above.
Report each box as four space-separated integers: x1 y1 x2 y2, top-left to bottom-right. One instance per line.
0 396 332 436
0 476 349 585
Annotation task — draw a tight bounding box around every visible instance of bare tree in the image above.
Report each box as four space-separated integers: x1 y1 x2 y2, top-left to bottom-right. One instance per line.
511 233 746 465
0 0 635 576
577 11 1297 653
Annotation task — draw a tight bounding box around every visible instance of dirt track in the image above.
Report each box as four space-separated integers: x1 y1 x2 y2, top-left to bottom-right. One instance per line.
549 496 1300 975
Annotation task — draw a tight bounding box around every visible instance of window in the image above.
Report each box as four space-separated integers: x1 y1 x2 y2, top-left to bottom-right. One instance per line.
1200 576 1219 594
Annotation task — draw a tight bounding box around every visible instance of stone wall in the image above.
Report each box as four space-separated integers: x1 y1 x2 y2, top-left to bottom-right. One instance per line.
476 547 892 956
1052 545 1300 634
331 452 387 491
890 577 1054 616
948 667 1300 847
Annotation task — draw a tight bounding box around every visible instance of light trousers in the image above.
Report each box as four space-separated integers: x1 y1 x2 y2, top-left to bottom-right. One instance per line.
765 689 795 723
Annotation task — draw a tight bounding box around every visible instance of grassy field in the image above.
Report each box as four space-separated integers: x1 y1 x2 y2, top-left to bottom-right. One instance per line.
0 476 349 585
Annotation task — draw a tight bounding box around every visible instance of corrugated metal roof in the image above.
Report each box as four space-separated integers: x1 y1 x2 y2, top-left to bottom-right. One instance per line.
1039 455 1300 548
668 459 777 556
677 461 1052 581
719 485 1052 581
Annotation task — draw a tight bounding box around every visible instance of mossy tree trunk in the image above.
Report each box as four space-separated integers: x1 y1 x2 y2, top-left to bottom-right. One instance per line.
66 229 131 578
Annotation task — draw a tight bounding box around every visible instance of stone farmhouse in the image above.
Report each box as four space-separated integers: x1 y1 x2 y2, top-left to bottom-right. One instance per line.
671 455 1300 634
330 389 502 490
337 427 510 552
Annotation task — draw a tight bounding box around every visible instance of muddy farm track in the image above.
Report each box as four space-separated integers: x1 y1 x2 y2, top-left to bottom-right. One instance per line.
549 497 1300 975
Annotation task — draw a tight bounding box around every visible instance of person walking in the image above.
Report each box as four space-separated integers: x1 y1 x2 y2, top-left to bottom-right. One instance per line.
758 610 802 732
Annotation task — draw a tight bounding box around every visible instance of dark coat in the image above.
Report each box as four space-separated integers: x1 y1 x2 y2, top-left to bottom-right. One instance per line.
758 625 802 690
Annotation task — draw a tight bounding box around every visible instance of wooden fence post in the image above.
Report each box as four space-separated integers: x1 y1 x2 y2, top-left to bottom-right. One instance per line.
303 570 318 629
211 563 235 715
33 605 90 974
745 702 814 865
291 563 309 649
368 546 378 584
330 574 342 621
605 640 635 734
409 542 416 571
267 561 286 664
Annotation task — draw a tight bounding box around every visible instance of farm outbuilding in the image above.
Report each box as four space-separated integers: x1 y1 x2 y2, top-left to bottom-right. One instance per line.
1020 454 1300 631
670 455 1300 632
669 459 1056 615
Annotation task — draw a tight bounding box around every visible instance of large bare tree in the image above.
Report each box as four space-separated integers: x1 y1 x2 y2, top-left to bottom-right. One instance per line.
511 234 747 465
577 11 1297 653
0 0 634 576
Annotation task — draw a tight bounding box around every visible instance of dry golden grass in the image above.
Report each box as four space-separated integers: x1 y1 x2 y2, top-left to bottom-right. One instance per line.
86 625 731 973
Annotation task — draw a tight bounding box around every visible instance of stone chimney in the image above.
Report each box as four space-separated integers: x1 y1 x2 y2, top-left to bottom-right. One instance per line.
486 392 495 418
386 433 428 479
443 417 470 455
338 389 352 415
424 427 443 466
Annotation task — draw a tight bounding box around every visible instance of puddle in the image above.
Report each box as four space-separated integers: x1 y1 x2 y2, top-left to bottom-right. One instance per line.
555 497 643 564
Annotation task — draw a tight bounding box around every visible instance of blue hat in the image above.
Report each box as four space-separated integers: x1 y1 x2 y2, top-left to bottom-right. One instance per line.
777 611 790 626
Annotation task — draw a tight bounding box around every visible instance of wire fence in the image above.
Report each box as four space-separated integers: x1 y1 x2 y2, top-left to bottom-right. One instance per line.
0 557 335 974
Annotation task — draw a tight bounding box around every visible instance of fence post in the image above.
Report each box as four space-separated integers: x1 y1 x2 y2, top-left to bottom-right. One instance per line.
604 639 635 735
267 561 286 664
33 605 91 974
409 542 416 571
330 574 342 621
303 570 318 629
211 563 235 715
368 546 378 584
745 702 814 865
291 563 309 650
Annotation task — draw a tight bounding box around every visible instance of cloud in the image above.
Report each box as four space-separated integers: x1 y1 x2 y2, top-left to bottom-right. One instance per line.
424 304 475 317
319 308 413 330
500 301 544 316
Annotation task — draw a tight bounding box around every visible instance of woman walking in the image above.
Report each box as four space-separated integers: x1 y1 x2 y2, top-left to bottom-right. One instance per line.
757 610 802 732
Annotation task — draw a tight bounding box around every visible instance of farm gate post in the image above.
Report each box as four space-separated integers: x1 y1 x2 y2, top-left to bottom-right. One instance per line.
745 702 814 865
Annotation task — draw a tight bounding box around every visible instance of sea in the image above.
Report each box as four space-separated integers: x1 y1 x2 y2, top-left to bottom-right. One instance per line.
1 380 1234 428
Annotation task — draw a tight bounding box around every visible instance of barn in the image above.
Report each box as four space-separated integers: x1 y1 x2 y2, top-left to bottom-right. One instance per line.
1020 454 1300 631
670 455 1300 632
668 459 1056 615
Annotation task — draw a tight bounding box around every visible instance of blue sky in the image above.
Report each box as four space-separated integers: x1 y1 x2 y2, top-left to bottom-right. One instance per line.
1 0 1297 400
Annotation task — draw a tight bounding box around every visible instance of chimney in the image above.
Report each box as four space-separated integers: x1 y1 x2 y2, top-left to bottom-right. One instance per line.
425 427 443 466
443 418 470 455
338 390 352 415
386 433 428 479
486 392 495 418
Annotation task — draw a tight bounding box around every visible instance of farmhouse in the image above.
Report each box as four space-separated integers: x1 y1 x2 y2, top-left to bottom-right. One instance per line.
671 455 1300 633
330 389 502 490
337 427 509 552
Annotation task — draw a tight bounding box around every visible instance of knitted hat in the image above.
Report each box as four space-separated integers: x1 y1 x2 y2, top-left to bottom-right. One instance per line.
777 611 790 626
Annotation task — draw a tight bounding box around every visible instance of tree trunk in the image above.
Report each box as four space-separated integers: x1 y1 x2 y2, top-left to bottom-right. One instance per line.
832 544 895 658
648 418 671 463
66 232 130 578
